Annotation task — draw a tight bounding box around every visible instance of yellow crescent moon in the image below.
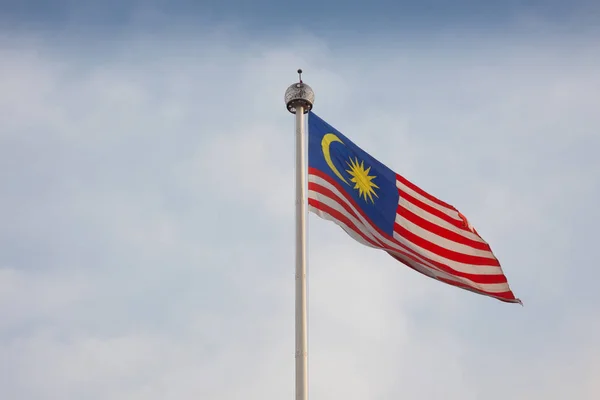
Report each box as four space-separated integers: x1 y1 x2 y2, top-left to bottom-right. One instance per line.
321 133 349 185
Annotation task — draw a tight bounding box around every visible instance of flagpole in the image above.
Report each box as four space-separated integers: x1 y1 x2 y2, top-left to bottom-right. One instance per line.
285 69 315 400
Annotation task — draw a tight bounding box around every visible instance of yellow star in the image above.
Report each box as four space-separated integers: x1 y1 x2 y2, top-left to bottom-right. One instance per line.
346 157 379 204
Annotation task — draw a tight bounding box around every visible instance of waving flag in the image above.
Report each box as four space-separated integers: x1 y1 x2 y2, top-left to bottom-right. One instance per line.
307 111 520 304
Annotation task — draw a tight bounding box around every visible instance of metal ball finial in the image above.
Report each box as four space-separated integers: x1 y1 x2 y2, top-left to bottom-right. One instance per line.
285 68 314 114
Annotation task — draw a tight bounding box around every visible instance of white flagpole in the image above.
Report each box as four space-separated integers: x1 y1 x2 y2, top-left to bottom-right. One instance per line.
285 69 314 400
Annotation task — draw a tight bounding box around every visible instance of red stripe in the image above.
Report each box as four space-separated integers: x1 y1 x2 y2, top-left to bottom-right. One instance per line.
309 182 366 233
388 253 513 301
396 173 455 211
308 198 381 248
310 191 441 276
397 205 492 251
393 223 500 266
309 177 508 285
308 197 493 285
387 251 438 279
437 277 518 303
399 189 470 232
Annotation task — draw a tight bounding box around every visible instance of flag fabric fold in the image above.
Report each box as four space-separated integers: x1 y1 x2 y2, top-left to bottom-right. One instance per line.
307 111 520 304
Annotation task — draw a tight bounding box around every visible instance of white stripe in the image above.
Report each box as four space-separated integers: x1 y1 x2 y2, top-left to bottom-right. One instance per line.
309 191 510 294
385 249 510 293
309 180 450 275
309 190 381 246
395 214 495 258
396 179 462 221
308 205 378 249
309 175 505 277
390 227 500 272
310 196 457 285
397 196 486 244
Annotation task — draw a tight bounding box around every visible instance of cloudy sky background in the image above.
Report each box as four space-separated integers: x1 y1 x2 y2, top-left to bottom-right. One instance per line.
1 1 599 399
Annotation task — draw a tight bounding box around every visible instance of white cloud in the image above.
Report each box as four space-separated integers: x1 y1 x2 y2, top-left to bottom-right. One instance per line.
0 25 599 400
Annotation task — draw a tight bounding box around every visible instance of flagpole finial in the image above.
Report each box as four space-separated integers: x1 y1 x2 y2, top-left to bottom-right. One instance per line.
285 69 314 114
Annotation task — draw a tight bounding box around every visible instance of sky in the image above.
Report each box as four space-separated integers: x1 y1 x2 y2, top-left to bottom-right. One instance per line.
1 1 599 399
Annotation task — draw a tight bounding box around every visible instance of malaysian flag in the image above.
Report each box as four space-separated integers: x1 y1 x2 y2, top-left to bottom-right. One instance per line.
307 111 520 304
